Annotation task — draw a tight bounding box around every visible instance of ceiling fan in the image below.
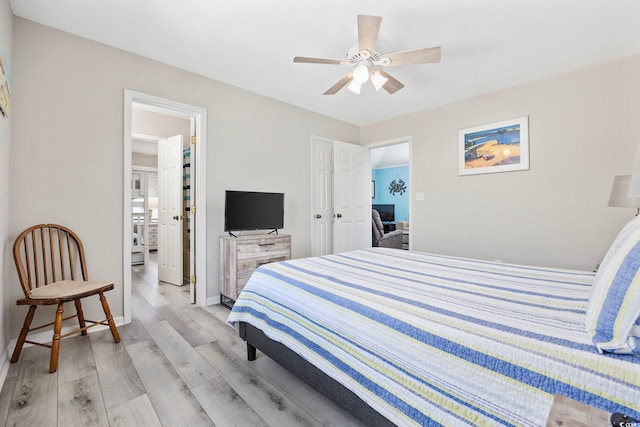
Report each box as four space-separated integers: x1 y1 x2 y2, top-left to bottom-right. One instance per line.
293 14 442 95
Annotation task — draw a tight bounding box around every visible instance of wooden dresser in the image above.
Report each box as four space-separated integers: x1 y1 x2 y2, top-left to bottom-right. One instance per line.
219 234 291 307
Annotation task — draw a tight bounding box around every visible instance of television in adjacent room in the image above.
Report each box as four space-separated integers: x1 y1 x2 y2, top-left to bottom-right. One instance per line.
224 190 285 234
372 204 395 222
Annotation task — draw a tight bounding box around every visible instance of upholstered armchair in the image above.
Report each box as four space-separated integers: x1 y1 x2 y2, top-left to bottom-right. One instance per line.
372 209 404 249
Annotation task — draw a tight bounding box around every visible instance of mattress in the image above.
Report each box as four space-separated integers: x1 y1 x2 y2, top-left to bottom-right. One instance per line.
227 248 640 426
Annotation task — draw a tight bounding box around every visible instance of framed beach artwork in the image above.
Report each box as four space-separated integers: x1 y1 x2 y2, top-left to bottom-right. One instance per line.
0 49 11 118
458 116 529 176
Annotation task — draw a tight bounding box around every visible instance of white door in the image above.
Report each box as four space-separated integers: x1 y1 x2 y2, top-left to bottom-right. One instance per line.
311 137 334 256
158 135 183 285
333 141 371 253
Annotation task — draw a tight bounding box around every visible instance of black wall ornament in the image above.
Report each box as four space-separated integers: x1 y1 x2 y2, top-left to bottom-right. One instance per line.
389 178 406 195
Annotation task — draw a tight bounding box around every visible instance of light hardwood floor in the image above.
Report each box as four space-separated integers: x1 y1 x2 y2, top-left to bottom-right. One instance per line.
0 255 366 427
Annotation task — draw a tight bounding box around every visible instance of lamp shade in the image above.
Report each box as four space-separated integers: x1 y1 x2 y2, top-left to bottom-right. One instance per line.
347 80 362 94
370 70 388 91
629 143 640 197
608 175 640 209
352 64 370 83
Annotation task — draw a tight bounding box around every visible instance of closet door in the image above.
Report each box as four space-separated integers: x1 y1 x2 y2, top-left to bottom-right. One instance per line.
333 141 371 253
311 138 371 256
311 137 334 256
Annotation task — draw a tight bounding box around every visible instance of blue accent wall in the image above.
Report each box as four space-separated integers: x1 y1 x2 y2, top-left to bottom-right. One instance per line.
372 165 409 221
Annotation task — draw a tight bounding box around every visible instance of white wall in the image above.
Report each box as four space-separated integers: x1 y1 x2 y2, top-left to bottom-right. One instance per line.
8 18 359 337
361 54 640 270
0 0 11 385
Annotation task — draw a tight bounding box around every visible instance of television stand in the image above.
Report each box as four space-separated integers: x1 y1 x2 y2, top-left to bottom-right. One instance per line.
383 222 396 233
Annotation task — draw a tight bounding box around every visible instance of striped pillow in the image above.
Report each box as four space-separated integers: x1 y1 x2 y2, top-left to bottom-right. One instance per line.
586 216 640 354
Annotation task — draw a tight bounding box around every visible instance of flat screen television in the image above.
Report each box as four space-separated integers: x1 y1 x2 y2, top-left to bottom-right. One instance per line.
224 190 284 235
372 204 395 222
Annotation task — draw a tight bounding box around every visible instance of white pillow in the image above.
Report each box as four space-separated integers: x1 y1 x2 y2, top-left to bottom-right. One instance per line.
585 216 640 354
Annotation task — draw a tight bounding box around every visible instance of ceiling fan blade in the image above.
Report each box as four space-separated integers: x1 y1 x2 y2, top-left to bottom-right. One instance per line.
358 15 382 53
293 56 345 65
378 70 404 94
323 73 353 95
384 46 442 66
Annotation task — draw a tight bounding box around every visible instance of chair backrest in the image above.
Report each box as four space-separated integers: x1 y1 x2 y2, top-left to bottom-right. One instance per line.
13 224 88 297
372 209 385 246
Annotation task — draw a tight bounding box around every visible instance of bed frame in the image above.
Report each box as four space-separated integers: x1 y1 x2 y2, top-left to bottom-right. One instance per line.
239 322 395 427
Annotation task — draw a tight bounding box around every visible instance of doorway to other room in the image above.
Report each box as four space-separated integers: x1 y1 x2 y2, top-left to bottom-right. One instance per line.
123 90 208 324
369 139 411 250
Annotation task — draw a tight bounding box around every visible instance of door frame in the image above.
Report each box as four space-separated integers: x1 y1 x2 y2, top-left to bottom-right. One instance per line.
123 89 208 323
366 136 413 250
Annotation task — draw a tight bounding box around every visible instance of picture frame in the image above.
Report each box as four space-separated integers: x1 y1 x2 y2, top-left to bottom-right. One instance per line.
0 49 11 118
371 180 375 199
458 116 529 176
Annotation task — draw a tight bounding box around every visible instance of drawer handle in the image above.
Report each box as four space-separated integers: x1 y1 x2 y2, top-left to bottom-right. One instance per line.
258 243 275 246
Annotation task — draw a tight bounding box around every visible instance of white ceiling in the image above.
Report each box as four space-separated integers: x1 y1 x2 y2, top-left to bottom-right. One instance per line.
9 0 640 126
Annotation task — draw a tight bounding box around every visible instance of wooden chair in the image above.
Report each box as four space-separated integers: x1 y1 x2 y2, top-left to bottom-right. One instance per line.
11 224 120 372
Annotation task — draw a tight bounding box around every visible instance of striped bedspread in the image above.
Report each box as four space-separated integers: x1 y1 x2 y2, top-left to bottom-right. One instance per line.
227 248 640 426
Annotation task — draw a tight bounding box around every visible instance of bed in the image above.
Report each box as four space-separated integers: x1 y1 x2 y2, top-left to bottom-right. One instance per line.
228 231 640 425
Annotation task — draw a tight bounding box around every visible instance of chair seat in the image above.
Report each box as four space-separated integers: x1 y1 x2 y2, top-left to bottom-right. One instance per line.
29 280 113 300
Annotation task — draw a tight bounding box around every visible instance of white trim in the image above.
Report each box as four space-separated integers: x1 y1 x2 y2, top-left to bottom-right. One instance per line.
206 295 221 306
365 135 412 149
124 90 208 325
0 346 9 391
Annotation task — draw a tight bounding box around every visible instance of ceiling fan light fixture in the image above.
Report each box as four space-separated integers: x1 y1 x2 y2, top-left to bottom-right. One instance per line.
352 64 370 83
370 70 388 91
347 79 362 94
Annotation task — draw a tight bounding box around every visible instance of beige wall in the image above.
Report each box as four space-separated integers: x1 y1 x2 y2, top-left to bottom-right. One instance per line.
362 54 640 270
0 0 12 377
8 18 358 336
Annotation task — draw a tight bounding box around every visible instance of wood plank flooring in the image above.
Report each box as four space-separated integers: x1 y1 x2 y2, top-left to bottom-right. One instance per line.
0 255 366 427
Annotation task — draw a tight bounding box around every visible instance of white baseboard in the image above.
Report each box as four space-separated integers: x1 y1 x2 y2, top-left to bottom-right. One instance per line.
206 294 221 306
0 346 9 391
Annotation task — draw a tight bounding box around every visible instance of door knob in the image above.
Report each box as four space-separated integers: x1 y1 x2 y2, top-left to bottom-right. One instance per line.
336 213 342 218
172 215 180 220
315 214 322 219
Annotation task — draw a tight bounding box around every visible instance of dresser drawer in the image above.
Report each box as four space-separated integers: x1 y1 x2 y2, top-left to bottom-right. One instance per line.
237 254 289 278
236 237 290 257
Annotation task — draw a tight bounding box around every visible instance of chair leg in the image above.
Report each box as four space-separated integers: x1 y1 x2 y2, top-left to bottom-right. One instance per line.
75 299 87 335
99 292 120 343
50 303 64 373
11 305 37 363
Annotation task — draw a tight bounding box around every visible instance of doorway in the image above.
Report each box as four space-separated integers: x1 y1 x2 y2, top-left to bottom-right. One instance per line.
369 138 411 250
123 90 208 324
